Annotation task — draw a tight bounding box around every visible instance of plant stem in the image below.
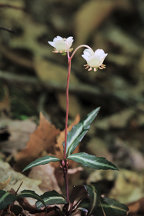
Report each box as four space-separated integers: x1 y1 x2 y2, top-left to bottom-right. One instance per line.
63 45 91 203
64 45 92 158
62 160 69 203
71 44 92 60
63 53 71 203
64 56 71 159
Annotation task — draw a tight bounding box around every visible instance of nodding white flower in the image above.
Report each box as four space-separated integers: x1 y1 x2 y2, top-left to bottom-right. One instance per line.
48 36 74 53
82 48 108 71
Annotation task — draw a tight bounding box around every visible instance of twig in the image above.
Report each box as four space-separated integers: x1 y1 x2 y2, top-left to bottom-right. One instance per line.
16 181 23 194
0 27 15 33
0 4 25 11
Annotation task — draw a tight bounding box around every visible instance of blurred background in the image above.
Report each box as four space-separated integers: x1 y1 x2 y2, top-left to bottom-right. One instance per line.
0 0 144 207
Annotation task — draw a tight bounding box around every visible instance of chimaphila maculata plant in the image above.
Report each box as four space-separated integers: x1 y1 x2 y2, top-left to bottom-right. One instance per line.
0 36 128 216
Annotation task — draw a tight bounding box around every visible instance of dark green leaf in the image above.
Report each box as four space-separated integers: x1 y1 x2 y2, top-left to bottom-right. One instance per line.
0 190 16 210
84 185 98 216
36 190 67 209
68 152 118 170
65 107 100 156
95 197 128 216
79 197 128 216
18 190 46 207
23 155 60 172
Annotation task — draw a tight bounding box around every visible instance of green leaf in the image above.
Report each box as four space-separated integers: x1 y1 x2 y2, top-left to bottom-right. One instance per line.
79 197 128 216
36 190 67 209
65 107 100 156
23 155 60 172
18 190 46 207
68 152 118 170
84 185 98 216
0 190 17 210
95 197 128 216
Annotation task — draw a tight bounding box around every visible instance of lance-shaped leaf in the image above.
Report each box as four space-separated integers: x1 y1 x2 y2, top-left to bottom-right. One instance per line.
0 190 17 210
23 155 60 172
65 107 100 156
95 197 128 216
68 152 118 170
84 185 98 216
18 190 46 207
36 190 67 209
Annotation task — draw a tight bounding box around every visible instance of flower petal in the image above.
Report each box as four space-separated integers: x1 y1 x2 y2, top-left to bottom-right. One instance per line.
82 48 108 69
48 36 73 52
94 49 108 59
66 36 74 48
87 55 102 68
94 49 105 55
48 41 55 48
53 36 62 42
82 49 94 61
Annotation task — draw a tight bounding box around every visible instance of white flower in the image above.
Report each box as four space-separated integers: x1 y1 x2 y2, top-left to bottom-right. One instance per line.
82 48 108 71
48 36 74 53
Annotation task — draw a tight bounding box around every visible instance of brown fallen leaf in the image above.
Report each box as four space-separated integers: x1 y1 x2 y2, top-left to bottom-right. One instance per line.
128 198 144 214
0 86 10 115
15 112 60 169
29 164 61 193
15 113 80 170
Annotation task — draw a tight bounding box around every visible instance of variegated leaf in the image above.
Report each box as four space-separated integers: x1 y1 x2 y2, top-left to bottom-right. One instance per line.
36 190 67 209
68 152 118 170
64 107 100 156
18 190 46 207
84 185 98 216
23 155 60 172
0 190 16 210
95 197 128 216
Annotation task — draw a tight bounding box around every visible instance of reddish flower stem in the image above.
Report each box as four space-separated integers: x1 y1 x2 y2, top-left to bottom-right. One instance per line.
63 45 89 203
64 56 71 159
64 45 89 159
63 54 71 203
